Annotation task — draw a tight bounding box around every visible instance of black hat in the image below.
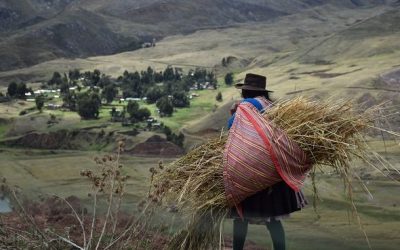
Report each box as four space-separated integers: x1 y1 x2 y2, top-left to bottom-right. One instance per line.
235 73 273 92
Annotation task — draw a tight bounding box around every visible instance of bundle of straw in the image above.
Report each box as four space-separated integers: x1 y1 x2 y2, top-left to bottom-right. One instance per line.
151 97 384 249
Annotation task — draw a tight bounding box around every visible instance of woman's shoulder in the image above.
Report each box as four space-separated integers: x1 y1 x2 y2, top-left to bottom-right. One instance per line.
241 97 271 111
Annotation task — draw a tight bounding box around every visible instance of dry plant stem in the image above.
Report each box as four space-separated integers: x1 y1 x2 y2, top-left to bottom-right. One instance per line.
124 203 158 249
133 207 156 250
10 189 51 247
105 217 136 250
87 190 98 250
110 195 122 241
108 170 125 246
95 150 120 250
46 229 84 250
58 196 87 248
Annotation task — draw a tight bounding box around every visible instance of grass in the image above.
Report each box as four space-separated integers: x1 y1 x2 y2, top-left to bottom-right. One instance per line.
1 143 400 249
0 124 9 140
220 178 400 250
0 148 170 204
0 86 227 137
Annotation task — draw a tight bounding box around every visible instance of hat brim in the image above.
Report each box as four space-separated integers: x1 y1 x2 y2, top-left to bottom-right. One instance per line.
235 83 273 92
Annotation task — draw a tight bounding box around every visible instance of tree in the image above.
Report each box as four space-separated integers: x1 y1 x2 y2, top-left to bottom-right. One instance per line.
225 72 234 86
62 91 77 111
221 57 227 67
145 86 164 104
16 83 28 99
156 96 174 116
135 108 151 121
126 101 139 118
102 84 118 104
68 69 81 81
162 126 185 147
193 68 207 83
140 67 155 85
7 82 18 97
110 107 117 117
207 71 217 89
175 132 185 147
172 91 190 108
98 75 112 89
48 72 63 86
77 92 101 119
82 69 101 87
154 71 164 83
216 91 222 102
35 95 45 112
163 66 175 82
60 82 70 95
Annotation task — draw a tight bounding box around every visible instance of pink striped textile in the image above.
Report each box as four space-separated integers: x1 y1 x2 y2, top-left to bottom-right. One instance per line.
223 100 312 209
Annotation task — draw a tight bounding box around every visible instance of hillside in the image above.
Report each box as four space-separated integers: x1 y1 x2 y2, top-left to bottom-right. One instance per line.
0 2 399 140
0 2 400 249
0 0 397 71
0 9 131 71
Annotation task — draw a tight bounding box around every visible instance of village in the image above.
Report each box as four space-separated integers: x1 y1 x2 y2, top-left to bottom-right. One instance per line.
0 66 230 147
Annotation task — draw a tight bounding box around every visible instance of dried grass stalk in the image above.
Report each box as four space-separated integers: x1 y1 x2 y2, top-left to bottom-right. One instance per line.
151 97 392 249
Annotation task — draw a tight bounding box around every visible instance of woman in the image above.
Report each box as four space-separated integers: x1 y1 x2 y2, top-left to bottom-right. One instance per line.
227 73 307 250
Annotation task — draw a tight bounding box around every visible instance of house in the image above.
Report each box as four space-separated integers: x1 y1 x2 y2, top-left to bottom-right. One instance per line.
34 89 52 94
152 123 161 129
147 117 157 123
126 97 141 101
47 103 62 110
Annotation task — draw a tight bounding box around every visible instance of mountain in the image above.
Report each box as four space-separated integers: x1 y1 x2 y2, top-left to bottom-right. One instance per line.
298 7 400 63
0 0 396 72
0 9 129 71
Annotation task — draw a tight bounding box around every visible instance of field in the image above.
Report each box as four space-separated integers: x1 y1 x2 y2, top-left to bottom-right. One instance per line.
1 139 400 249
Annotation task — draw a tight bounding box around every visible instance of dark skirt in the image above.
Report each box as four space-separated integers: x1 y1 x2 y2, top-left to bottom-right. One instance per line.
230 181 307 219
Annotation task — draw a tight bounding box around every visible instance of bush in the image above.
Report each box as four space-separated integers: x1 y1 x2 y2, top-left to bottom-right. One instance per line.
216 92 222 102
224 72 234 86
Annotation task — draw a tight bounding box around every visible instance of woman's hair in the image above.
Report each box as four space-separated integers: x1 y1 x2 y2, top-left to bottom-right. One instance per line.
242 89 272 101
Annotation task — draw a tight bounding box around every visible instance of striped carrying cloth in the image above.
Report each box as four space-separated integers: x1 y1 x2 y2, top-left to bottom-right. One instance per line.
223 99 312 212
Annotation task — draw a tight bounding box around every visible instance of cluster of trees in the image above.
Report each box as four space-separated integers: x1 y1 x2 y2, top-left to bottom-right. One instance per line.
5 66 226 121
56 66 217 118
126 101 151 122
163 126 185 147
44 69 115 119
7 82 30 99
119 66 216 116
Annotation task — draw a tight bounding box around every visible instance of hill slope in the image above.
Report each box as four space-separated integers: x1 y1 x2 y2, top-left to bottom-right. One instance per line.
0 0 397 71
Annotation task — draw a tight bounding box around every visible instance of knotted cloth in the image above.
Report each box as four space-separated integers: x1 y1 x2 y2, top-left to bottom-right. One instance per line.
223 101 312 213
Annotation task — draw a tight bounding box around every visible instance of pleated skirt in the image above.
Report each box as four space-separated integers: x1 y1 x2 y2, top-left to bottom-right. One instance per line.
230 181 307 219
